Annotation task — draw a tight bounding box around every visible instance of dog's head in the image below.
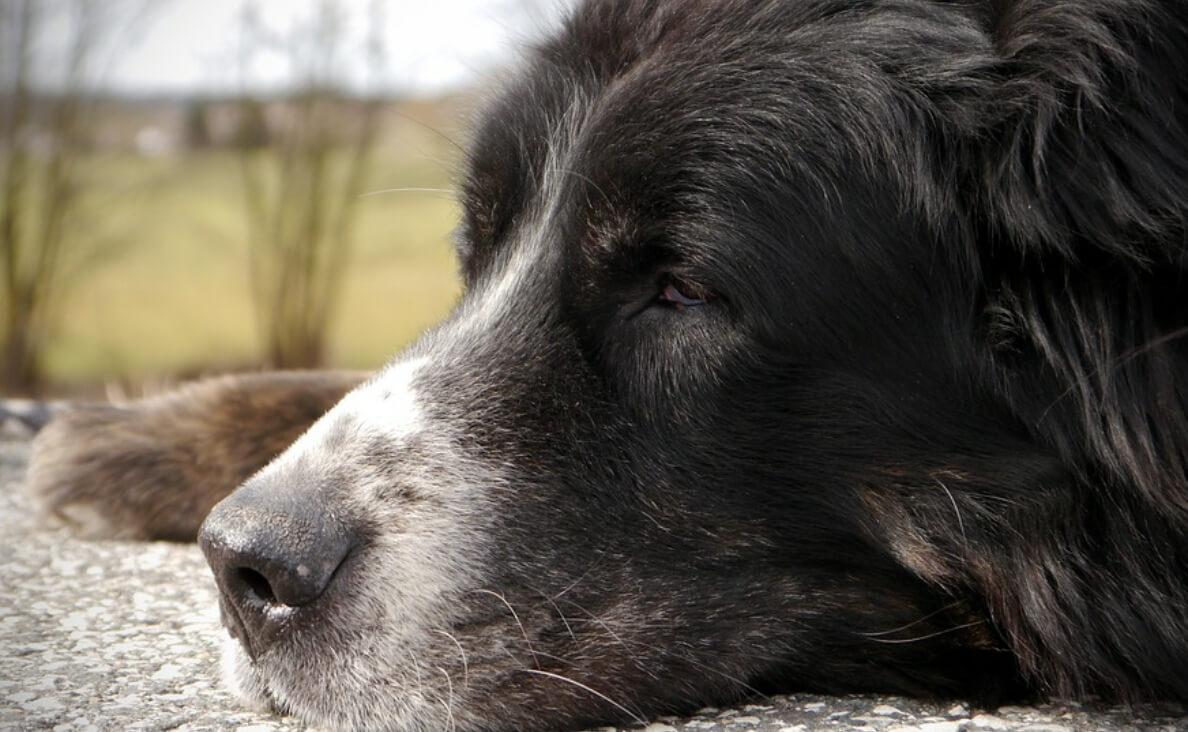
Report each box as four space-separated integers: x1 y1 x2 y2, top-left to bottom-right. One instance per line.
197 0 1188 729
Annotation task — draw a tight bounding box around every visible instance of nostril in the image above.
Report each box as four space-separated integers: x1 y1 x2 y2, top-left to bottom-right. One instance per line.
237 567 277 605
199 485 357 625
218 549 349 609
201 514 355 610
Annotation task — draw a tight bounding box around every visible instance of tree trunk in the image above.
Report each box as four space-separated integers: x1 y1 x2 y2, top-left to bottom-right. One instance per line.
1 317 40 394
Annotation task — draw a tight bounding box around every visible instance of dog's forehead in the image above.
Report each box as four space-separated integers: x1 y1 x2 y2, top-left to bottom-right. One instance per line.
461 54 755 279
457 0 972 331
464 1 896 252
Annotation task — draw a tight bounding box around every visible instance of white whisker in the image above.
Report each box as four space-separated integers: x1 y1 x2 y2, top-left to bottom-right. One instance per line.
936 478 967 543
437 667 458 732
472 588 538 664
359 186 457 199
434 629 470 688
521 668 646 725
858 600 963 638
864 619 985 645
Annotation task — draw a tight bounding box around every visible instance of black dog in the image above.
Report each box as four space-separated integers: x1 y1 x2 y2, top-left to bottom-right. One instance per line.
26 0 1188 729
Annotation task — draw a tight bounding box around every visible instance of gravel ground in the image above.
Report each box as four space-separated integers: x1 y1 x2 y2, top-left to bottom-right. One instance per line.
2 428 1186 731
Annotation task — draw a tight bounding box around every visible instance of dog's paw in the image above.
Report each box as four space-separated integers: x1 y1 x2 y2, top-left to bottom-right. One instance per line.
26 404 218 541
22 371 362 541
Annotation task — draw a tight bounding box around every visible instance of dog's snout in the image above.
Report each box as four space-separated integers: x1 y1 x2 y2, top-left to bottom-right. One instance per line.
200 512 349 607
199 480 354 648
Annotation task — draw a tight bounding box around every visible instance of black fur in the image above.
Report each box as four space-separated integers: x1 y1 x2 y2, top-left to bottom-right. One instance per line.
190 0 1188 727
458 0 1188 704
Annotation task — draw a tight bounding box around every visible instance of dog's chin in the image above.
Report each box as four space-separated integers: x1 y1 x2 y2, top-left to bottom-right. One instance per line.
220 638 384 730
219 624 491 732
221 637 444 732
220 638 277 714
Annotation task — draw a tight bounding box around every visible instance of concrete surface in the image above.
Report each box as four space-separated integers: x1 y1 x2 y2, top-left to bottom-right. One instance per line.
2 428 1186 731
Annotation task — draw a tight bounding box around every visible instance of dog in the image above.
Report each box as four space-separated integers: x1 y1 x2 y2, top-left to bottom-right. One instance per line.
22 0 1188 729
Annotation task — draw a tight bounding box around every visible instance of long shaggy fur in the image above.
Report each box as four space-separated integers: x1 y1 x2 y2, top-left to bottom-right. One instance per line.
20 0 1188 728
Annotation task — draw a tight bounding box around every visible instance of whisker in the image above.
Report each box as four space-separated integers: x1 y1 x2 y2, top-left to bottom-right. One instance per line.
864 619 985 644
389 108 466 155
521 668 647 726
1035 324 1188 427
546 165 613 210
935 478 967 544
433 629 470 688
529 585 577 643
437 666 458 732
556 598 767 698
857 600 964 637
471 588 538 665
359 186 457 199
553 552 606 600
554 597 630 648
524 649 576 666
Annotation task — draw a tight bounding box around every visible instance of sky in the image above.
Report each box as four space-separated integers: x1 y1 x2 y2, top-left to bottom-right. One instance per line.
92 0 572 95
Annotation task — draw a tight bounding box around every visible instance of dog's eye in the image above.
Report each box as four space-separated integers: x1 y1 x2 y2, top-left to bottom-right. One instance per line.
658 279 712 308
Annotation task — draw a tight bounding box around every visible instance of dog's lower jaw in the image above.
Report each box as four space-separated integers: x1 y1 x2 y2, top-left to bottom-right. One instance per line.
220 638 278 714
220 637 474 732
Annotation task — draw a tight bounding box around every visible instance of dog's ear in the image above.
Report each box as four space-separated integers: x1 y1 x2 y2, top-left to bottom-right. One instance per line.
957 1 1188 268
883 9 1188 696
862 1 1188 702
952 1 1188 515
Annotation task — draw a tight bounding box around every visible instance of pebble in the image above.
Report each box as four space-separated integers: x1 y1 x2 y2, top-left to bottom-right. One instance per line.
970 714 1013 730
896 722 965 732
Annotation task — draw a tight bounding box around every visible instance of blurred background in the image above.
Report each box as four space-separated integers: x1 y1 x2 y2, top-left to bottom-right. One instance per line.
0 0 571 396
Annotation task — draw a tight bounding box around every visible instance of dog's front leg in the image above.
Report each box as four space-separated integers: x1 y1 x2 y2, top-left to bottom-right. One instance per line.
24 371 367 540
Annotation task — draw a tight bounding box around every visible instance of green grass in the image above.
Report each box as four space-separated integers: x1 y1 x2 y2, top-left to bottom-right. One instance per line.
39 120 465 386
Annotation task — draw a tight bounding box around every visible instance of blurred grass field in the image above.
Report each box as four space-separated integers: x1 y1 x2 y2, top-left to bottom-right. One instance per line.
38 102 467 388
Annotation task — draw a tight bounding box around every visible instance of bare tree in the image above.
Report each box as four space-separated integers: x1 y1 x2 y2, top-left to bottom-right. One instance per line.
0 0 152 393
236 0 387 369
1 0 98 393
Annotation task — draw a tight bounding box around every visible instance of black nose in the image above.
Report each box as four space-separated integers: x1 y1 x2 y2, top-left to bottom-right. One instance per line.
198 477 354 654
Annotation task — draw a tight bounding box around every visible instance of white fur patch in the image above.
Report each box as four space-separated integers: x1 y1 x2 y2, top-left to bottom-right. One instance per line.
340 356 430 440
466 241 541 332
457 93 592 337
221 637 272 713
216 79 598 732
221 351 502 729
267 357 429 474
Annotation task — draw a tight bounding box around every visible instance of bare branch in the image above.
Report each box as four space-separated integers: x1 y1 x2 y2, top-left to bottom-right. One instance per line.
234 0 389 368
